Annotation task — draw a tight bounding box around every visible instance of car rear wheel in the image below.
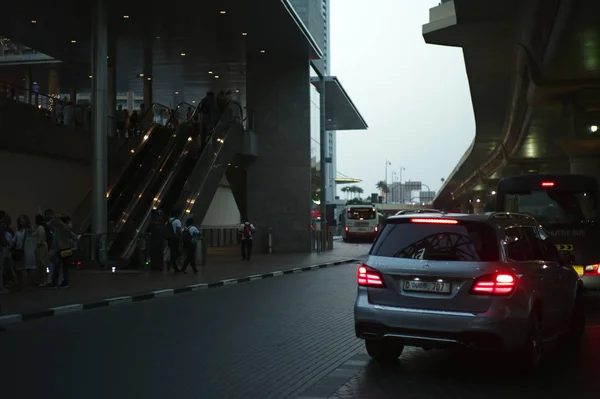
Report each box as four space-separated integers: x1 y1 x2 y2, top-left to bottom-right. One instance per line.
518 313 543 372
365 338 404 363
565 289 586 344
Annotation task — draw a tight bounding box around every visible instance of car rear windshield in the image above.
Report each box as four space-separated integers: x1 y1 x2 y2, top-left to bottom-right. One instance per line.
370 220 500 262
347 208 376 220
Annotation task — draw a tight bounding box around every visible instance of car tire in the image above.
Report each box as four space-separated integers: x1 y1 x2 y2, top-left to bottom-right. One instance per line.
365 338 404 363
518 313 543 372
565 289 586 344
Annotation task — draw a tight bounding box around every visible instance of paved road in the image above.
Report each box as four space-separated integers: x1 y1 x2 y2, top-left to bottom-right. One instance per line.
0 243 370 399
328 295 600 399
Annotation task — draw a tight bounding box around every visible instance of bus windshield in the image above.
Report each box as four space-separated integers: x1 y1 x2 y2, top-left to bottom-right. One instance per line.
504 189 597 224
347 207 376 220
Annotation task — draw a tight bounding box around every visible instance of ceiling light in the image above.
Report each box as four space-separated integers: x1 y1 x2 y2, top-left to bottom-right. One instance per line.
138 73 144 77
191 100 196 104
156 36 161 39
220 10 226 14
71 40 77 43
590 125 598 133
214 75 220 79
260 49 266 53
123 15 129 19
175 91 179 94
241 32 247 36
147 77 152 81
208 71 213 74
89 75 93 79
31 20 37 24
235 89 239 93
180 52 186 56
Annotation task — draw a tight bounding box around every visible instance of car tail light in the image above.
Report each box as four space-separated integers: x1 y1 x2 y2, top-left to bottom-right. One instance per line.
584 264 600 276
374 225 379 232
357 265 385 288
410 218 458 225
344 226 349 232
541 181 555 188
471 273 517 295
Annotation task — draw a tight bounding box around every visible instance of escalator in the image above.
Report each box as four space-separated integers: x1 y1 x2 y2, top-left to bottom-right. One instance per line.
106 102 199 262
71 103 174 232
119 102 245 263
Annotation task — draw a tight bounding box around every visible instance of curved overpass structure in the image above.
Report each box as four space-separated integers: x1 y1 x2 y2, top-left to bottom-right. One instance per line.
424 0 600 211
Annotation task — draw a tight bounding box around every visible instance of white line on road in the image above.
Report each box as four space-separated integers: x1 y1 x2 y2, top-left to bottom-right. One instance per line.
221 279 238 285
188 284 208 291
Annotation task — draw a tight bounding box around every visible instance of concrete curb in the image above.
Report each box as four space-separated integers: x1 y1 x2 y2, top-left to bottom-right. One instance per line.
0 258 359 328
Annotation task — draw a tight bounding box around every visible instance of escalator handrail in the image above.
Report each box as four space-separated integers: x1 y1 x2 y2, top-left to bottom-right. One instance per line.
175 117 239 220
120 108 240 261
119 127 197 261
73 102 172 233
109 127 180 234
165 102 199 126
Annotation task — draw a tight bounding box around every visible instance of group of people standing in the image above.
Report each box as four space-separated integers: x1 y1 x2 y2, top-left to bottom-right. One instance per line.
0 209 78 293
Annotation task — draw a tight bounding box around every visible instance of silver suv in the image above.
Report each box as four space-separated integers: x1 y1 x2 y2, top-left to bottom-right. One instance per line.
354 212 585 369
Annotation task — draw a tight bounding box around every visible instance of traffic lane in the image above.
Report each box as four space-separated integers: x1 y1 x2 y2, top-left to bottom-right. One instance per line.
331 299 600 399
0 255 369 399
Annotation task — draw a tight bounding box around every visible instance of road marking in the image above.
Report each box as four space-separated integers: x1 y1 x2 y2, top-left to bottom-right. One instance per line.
221 279 238 285
152 289 174 297
51 304 83 315
0 314 23 325
106 296 133 306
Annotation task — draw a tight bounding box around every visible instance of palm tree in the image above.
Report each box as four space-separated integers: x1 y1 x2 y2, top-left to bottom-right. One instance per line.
376 180 389 200
341 186 350 199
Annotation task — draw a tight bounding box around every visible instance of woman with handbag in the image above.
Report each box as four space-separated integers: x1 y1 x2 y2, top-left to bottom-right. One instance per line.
12 214 36 289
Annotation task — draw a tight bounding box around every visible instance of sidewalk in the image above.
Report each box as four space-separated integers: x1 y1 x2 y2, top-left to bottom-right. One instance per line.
0 244 366 318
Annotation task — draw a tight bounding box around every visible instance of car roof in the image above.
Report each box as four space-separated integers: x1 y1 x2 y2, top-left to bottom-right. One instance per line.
386 212 540 226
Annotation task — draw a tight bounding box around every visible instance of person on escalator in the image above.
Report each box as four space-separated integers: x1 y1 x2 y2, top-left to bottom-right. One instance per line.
165 211 182 273
198 92 218 149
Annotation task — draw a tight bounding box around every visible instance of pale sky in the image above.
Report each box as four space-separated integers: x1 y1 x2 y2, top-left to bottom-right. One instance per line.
330 0 475 198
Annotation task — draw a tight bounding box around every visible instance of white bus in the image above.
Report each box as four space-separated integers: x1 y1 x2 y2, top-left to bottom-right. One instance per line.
342 205 380 242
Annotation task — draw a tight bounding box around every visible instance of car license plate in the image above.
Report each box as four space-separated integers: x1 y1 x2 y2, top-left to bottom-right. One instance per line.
357 228 367 232
403 280 451 294
573 266 584 276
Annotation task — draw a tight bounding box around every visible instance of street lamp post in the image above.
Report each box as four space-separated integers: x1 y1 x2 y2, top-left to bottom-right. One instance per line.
391 172 397 203
385 160 391 203
398 166 405 204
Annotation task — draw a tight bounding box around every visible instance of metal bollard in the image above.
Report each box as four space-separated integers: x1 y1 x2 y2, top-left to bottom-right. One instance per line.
268 228 273 254
196 235 207 266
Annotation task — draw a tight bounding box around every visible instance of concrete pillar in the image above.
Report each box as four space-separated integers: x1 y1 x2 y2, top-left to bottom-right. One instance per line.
142 35 153 107
570 157 600 180
246 53 311 252
91 0 109 264
107 38 117 137
25 66 33 104
126 90 135 111
48 67 60 95
69 88 77 105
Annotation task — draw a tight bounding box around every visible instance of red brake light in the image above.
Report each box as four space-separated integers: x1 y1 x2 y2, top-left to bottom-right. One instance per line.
344 226 349 232
357 265 385 287
541 181 555 188
374 225 379 232
584 264 600 276
410 218 458 225
471 273 517 295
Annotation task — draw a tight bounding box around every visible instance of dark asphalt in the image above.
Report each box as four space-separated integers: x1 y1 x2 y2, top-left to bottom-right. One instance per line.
0 244 370 399
329 295 600 399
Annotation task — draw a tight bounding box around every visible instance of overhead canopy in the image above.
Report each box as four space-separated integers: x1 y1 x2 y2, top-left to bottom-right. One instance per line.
311 76 368 131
